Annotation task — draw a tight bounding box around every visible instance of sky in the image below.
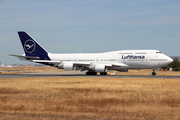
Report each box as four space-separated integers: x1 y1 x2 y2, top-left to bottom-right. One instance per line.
0 0 180 64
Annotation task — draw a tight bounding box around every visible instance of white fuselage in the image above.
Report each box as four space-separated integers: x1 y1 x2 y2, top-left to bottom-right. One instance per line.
14 31 174 75
48 50 173 70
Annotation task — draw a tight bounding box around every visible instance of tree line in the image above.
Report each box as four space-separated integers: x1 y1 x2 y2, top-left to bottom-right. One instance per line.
162 59 180 71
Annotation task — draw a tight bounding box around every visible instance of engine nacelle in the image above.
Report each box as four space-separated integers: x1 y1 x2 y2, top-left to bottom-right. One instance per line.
63 63 75 71
94 65 107 72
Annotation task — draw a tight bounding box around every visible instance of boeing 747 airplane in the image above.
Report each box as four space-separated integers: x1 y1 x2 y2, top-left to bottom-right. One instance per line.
10 31 173 76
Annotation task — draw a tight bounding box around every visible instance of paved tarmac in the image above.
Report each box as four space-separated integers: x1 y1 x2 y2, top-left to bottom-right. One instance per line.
0 71 180 79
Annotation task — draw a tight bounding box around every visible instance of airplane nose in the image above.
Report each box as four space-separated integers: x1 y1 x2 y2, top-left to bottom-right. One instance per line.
168 57 173 64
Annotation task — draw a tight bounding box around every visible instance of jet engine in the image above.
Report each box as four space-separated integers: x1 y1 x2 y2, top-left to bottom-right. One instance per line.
94 65 107 72
61 63 75 71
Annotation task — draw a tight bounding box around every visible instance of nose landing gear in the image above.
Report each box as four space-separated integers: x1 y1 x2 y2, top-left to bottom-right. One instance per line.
152 69 156 76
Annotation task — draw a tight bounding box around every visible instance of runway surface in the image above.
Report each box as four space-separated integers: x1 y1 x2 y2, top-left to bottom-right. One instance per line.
0 71 180 79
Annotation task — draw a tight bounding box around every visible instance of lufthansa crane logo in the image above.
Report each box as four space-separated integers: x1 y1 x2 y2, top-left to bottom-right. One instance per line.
24 39 36 53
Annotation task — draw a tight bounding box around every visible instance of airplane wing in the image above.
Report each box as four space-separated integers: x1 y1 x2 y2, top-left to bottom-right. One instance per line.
10 54 129 70
32 60 129 70
32 60 91 67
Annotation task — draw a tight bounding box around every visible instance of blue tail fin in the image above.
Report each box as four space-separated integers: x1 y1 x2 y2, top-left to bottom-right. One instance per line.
18 31 50 60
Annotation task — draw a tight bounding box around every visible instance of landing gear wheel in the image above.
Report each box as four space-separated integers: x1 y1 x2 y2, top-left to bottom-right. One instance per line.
93 72 97 75
100 72 107 75
152 72 156 76
86 72 97 75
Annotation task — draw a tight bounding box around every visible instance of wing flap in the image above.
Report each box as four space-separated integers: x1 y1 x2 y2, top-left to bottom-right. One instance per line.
112 63 129 67
33 60 90 65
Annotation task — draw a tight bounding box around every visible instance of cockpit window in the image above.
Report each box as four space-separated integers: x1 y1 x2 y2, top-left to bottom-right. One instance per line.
156 52 162 53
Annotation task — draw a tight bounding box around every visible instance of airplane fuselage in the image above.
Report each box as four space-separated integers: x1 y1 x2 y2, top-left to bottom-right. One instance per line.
48 50 172 70
11 31 173 76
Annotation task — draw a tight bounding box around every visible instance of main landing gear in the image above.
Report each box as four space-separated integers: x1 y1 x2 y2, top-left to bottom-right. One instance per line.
100 72 107 75
86 72 107 75
152 69 156 76
86 72 97 75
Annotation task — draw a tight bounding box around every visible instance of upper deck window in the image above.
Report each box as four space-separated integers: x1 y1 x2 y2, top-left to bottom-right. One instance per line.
119 53 132 54
135 53 147 54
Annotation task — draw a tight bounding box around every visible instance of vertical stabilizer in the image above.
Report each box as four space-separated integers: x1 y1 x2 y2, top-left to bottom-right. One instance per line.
18 31 50 60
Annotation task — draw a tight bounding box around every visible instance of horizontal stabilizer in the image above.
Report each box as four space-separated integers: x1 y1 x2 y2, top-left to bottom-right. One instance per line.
9 54 40 61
